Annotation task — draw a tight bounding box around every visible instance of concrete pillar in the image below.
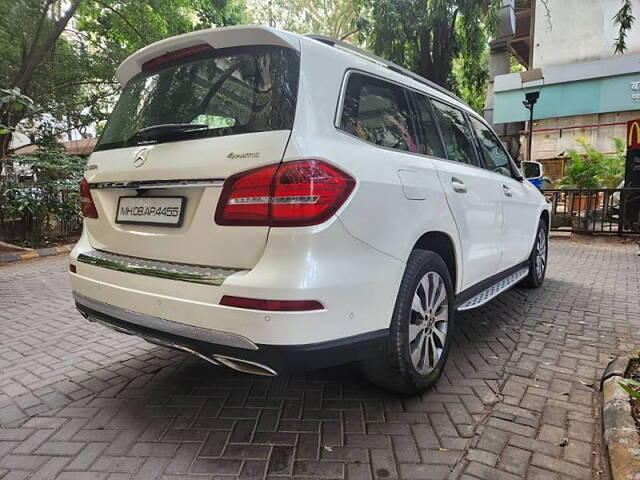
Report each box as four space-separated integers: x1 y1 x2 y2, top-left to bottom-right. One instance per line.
484 40 511 134
484 0 525 159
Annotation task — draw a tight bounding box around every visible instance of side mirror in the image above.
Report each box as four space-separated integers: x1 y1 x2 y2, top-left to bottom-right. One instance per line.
521 161 543 180
521 161 544 189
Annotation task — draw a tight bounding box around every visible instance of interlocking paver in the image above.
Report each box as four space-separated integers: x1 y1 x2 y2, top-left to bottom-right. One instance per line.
0 239 638 478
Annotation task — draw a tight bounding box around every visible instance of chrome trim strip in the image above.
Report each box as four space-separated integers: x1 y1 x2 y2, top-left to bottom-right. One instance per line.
74 293 259 350
89 314 223 367
77 249 241 286
457 267 529 311
90 179 225 190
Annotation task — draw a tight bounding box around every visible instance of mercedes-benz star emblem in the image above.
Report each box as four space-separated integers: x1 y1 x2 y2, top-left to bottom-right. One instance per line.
133 147 149 168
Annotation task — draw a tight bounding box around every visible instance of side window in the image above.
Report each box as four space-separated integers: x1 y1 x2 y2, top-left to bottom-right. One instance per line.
469 117 514 178
411 93 446 158
430 99 478 166
340 73 419 152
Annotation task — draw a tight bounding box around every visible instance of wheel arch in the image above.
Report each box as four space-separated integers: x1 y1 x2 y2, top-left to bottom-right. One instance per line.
540 209 550 229
412 231 459 294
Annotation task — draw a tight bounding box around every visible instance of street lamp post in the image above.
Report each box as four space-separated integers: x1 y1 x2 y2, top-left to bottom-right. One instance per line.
520 69 544 162
523 91 539 162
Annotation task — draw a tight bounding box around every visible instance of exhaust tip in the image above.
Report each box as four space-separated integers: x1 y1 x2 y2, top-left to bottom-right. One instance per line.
213 355 277 376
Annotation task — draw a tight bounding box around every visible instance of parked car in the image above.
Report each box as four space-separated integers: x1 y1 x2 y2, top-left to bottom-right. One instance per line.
69 26 550 393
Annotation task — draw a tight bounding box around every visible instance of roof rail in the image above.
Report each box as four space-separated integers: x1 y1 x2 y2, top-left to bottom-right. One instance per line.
305 34 467 106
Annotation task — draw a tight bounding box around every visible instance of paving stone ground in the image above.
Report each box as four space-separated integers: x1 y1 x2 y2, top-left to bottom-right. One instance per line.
0 239 638 480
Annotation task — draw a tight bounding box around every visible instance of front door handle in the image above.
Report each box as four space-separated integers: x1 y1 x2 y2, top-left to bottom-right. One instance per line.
451 177 467 193
503 185 513 197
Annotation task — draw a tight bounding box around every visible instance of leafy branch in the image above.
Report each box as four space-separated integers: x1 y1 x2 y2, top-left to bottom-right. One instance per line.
614 0 635 54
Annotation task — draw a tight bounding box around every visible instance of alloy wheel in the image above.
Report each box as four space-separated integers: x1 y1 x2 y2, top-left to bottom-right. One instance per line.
535 228 547 279
409 271 449 375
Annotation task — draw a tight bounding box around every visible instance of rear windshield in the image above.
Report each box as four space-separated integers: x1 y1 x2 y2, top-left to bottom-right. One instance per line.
95 45 299 151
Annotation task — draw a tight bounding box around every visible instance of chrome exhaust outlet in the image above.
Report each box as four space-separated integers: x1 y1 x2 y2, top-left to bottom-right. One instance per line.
213 355 277 377
83 314 276 376
86 315 222 367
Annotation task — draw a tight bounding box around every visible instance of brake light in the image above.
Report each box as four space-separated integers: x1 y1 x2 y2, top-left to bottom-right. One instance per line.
215 160 355 227
80 178 98 218
142 44 215 71
220 296 324 311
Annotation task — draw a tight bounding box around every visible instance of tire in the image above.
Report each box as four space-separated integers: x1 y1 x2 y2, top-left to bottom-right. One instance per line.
360 250 455 394
519 219 548 289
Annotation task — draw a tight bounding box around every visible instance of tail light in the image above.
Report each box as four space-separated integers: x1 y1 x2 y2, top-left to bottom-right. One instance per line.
80 178 98 218
215 160 355 227
220 295 324 311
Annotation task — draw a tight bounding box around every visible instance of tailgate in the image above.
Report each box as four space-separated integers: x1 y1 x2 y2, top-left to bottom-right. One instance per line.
85 132 290 269
83 37 300 269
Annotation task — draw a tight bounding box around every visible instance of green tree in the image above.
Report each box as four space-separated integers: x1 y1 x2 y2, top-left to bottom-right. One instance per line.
0 0 82 163
599 138 626 188
614 0 635 54
359 0 499 109
450 42 489 113
247 0 362 41
0 0 242 167
1 140 86 245
76 0 245 82
556 138 625 190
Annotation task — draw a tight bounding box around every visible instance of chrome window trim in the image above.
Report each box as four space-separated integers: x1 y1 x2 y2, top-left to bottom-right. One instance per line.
77 249 241 286
74 293 259 350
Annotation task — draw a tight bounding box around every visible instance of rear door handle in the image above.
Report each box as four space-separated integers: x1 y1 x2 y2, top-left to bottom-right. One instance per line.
503 185 512 197
451 177 467 193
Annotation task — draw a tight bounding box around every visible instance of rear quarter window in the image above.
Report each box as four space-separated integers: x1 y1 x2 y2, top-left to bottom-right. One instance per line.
339 73 419 153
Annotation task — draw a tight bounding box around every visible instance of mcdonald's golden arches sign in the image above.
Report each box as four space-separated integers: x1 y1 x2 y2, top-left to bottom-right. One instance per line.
628 119 640 150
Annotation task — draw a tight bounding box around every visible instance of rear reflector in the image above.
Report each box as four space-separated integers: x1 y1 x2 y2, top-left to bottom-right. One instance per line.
80 178 98 218
215 160 355 227
142 44 215 71
220 296 324 311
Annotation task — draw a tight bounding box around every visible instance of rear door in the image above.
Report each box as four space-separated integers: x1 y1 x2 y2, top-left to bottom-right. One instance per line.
427 98 504 290
468 116 540 271
84 44 300 269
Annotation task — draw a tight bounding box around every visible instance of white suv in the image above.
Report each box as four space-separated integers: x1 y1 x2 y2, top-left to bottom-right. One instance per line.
70 25 550 393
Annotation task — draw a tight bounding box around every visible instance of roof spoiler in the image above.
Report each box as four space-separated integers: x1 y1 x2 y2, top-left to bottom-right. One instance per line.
115 25 300 85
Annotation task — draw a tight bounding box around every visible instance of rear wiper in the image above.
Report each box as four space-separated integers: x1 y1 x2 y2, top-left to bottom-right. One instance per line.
134 123 208 142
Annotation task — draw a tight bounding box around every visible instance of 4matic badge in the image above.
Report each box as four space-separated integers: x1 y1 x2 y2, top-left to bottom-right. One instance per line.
227 152 260 160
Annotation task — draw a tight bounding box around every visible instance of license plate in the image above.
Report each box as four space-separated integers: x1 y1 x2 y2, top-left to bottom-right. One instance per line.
116 196 185 227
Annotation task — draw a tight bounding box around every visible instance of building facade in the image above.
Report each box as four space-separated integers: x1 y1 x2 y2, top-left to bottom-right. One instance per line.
487 0 640 181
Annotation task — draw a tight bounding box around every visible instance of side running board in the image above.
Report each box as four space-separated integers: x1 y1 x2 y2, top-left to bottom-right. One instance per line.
457 267 529 311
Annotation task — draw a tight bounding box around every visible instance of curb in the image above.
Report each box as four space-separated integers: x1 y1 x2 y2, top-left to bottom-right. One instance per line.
0 244 74 264
602 356 640 480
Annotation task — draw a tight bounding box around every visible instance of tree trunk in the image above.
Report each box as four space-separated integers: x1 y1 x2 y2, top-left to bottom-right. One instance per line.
11 0 81 91
0 110 14 177
417 19 455 89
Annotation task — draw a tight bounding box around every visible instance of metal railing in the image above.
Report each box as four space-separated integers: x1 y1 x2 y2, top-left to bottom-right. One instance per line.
542 188 640 234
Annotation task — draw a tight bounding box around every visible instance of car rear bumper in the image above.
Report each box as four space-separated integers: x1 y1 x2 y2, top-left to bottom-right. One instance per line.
74 293 388 374
70 219 404 346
